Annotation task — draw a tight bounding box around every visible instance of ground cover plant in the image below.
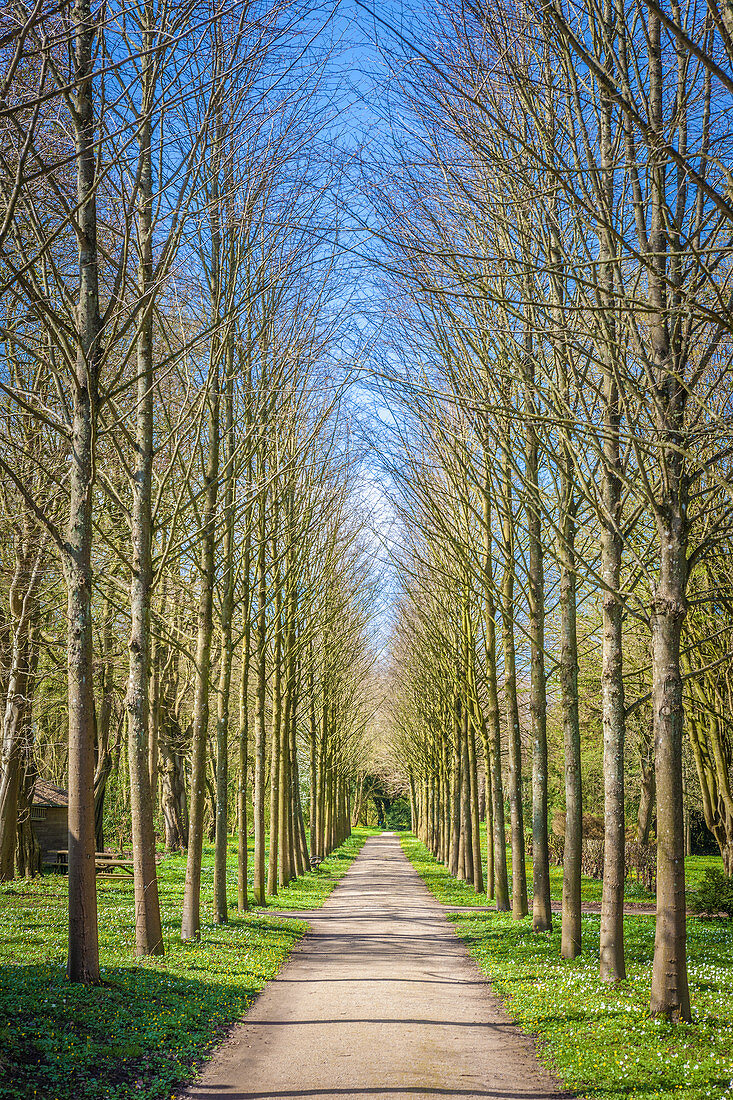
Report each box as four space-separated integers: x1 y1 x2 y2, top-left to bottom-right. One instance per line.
402 834 732 1100
0 829 372 1100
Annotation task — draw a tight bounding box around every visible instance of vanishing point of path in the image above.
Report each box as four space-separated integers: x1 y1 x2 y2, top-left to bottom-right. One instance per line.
182 834 570 1100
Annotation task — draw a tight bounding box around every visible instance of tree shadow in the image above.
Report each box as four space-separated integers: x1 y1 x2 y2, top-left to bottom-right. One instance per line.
0 961 261 1100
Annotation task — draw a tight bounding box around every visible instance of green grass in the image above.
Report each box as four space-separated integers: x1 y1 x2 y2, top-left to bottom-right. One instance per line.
0 828 374 1100
684 855 726 890
402 833 733 1100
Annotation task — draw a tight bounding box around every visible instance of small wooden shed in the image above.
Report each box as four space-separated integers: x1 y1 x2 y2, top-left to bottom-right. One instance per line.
31 780 68 863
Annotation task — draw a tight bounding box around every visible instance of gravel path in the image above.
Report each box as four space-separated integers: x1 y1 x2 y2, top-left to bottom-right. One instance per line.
181 832 570 1100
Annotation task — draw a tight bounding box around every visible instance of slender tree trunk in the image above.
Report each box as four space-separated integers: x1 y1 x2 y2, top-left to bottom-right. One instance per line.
595 18 627 982
442 741 450 863
181 302 220 940
317 641 329 857
500 444 528 918
278 686 293 887
485 756 494 899
214 337 235 924
646 13 690 1009
290 674 309 875
66 0 102 983
481 474 509 910
683 766 691 857
237 630 250 912
279 571 297 886
309 653 317 857
252 469 268 905
560 501 582 959
125 71 164 957
267 524 282 897
467 717 483 894
522 327 551 932
459 700 473 883
148 627 159 807
159 630 188 852
637 720 656 843
598 342 627 981
449 694 461 876
237 496 253 913
316 734 326 858
650 532 690 1019
16 718 40 878
647 155 690 1013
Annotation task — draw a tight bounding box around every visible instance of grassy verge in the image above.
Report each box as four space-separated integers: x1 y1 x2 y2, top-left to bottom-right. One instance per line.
402 833 733 1100
0 827 375 1100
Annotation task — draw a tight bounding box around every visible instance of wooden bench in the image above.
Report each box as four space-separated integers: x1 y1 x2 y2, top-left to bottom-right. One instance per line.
309 855 323 871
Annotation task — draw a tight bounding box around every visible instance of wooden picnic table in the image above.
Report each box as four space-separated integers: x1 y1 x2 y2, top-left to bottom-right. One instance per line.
45 850 135 879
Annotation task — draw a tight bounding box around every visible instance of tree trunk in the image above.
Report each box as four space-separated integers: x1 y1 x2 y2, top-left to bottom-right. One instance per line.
290 677 309 876
485 755 494 898
237 493 253 913
159 698 188 852
317 731 327 858
459 699 473 883
481 478 509 910
597 54 627 976
500 443 528 919
180 353 219 940
598 451 626 982
650 528 690 1020
214 337 235 924
94 590 117 853
278 687 293 887
252 472 268 905
66 0 102 983
523 329 551 933
309 655 318 857
467 712 483 894
637 723 656 844
267 526 282 897
16 748 40 878
279 572 297 886
125 77 163 957
449 694 461 876
647 3 689 1018
148 628 160 808
560 485 582 959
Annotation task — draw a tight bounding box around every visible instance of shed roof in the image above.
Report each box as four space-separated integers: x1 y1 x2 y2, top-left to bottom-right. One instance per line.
33 780 68 808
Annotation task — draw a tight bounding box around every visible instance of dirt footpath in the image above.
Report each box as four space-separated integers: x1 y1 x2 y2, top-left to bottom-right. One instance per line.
181 833 570 1100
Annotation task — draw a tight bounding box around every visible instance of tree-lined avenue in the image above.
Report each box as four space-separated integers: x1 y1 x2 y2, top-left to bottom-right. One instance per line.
182 833 566 1100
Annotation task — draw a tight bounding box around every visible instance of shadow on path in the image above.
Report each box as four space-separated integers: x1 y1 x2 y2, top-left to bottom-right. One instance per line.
180 835 572 1100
